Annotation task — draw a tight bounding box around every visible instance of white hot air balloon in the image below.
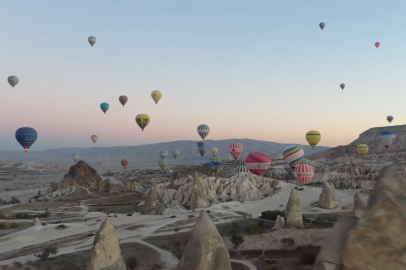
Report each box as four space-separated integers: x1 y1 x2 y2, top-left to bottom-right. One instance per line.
379 130 395 150
158 159 168 170
72 154 79 163
172 149 180 159
197 124 210 140
88 36 97 47
159 150 168 159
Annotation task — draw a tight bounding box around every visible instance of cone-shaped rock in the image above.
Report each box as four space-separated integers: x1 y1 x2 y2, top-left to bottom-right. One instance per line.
190 171 209 210
352 191 367 219
318 181 339 209
272 215 285 230
175 211 231 270
33 217 41 226
145 181 159 208
87 219 126 270
342 166 406 269
285 188 303 229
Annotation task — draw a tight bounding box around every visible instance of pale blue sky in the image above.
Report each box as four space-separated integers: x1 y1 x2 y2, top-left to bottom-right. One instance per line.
1 1 405 151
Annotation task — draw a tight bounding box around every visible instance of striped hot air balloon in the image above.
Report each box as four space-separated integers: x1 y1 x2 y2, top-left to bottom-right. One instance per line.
197 124 210 140
229 143 243 160
356 144 369 158
210 157 222 171
283 145 305 169
235 165 249 174
245 152 271 176
293 163 314 184
306 130 321 150
379 130 395 149
159 150 168 159
91 135 98 143
121 159 129 169
119 95 128 107
198 147 206 157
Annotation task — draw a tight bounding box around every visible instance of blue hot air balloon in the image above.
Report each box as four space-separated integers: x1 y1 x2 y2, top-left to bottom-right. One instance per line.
203 163 215 169
15 127 38 152
198 147 206 157
379 130 396 149
210 157 222 170
197 142 205 148
100 102 109 114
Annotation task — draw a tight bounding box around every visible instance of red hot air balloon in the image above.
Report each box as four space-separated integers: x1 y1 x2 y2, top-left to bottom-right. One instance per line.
245 152 271 176
229 143 243 160
119 95 128 107
293 163 314 184
375 42 380 49
121 159 129 169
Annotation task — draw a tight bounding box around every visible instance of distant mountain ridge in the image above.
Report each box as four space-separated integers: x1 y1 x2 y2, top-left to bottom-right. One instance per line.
0 139 330 169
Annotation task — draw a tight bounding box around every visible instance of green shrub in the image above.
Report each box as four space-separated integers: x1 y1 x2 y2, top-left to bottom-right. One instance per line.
9 223 20 229
232 222 238 228
43 211 51 218
228 230 238 236
261 210 285 221
299 249 318 265
16 213 29 219
229 233 244 249
245 224 264 235
258 220 265 227
13 261 22 268
0 223 7 230
281 237 295 248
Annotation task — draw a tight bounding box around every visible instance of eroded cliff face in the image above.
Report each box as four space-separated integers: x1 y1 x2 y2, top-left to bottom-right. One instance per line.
62 161 103 189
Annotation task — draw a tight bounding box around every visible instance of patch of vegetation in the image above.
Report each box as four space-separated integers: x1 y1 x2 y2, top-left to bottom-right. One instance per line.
13 261 22 268
229 233 244 250
9 223 20 229
174 227 180 234
261 210 285 221
39 246 58 261
126 255 138 270
258 219 265 227
299 248 319 265
0 196 21 205
245 224 264 235
281 237 295 248
232 222 238 228
55 224 67 230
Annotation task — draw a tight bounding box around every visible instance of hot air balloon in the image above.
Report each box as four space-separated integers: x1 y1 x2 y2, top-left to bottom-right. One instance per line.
245 152 271 176
204 163 215 169
172 149 180 159
15 127 38 152
158 159 168 170
356 144 369 158
319 22 325 30
159 150 168 159
121 159 129 169
135 114 150 131
340 84 345 90
210 147 218 156
293 163 314 184
283 145 305 170
91 135 98 143
375 42 380 49
88 36 97 47
379 130 395 149
229 143 243 160
72 154 79 163
210 157 222 171
197 142 205 148
306 130 321 150
284 161 293 174
197 124 210 140
235 165 249 174
100 103 109 114
119 95 128 107
151 90 162 104
8 76 19 88
387 115 393 123
198 147 206 157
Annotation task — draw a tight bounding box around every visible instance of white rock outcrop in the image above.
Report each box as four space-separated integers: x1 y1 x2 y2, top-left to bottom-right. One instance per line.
33 217 41 226
285 189 303 229
272 215 285 230
318 181 339 209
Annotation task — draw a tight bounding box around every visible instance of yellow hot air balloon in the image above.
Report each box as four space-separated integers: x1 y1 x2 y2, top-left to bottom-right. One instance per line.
210 147 218 156
135 114 150 131
151 90 162 104
356 144 369 158
306 130 321 150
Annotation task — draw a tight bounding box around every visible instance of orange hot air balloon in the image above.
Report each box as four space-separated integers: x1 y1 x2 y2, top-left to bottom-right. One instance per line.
121 159 129 169
375 42 380 49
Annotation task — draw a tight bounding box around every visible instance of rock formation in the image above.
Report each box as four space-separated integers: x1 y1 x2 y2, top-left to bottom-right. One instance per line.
318 181 339 209
175 211 232 270
62 161 103 189
145 181 160 208
341 166 406 269
272 215 285 230
33 217 41 226
87 219 126 270
285 188 303 229
46 182 60 194
190 171 211 210
352 192 367 219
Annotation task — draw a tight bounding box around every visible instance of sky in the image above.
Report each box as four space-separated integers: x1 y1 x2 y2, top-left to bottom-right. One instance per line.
1 0 406 151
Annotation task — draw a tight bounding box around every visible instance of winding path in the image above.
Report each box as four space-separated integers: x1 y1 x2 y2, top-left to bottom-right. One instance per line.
231 259 258 270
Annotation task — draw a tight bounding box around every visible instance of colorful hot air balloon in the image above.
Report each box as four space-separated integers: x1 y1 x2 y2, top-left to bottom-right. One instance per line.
356 144 369 158
245 152 271 176
379 130 395 149
15 127 38 152
100 102 109 114
235 165 249 174
375 42 380 49
306 130 321 150
72 154 79 163
119 95 128 107
204 163 215 169
210 157 222 171
283 145 305 169
151 90 162 104
198 147 206 157
319 22 325 30
8 76 19 88
158 159 168 170
387 115 393 123
210 147 218 156
91 135 98 143
135 114 150 131
340 84 345 90
172 149 180 159
294 163 314 184
229 143 243 160
121 159 129 169
197 142 205 148
159 150 168 159
88 36 97 47
197 124 210 140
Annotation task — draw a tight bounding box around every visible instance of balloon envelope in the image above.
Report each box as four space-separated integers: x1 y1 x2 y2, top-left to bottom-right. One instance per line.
151 90 162 104
210 147 218 156
235 165 249 174
119 95 128 107
319 22 325 30
340 84 345 90
306 130 321 150
375 42 380 49
356 144 369 157
245 152 271 176
8 76 19 88
210 157 222 170
158 159 168 170
135 114 150 131
294 164 314 184
72 154 79 162
159 150 168 159
15 127 38 152
91 135 98 143
379 130 395 149
283 145 305 169
172 149 180 159
284 161 293 174
100 103 109 114
198 147 206 157
121 159 129 169
229 143 243 160
197 124 210 140
88 36 97 46
197 142 205 148
387 115 393 123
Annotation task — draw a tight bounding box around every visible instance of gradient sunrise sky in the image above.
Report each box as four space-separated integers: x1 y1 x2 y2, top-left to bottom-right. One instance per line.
1 0 405 151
